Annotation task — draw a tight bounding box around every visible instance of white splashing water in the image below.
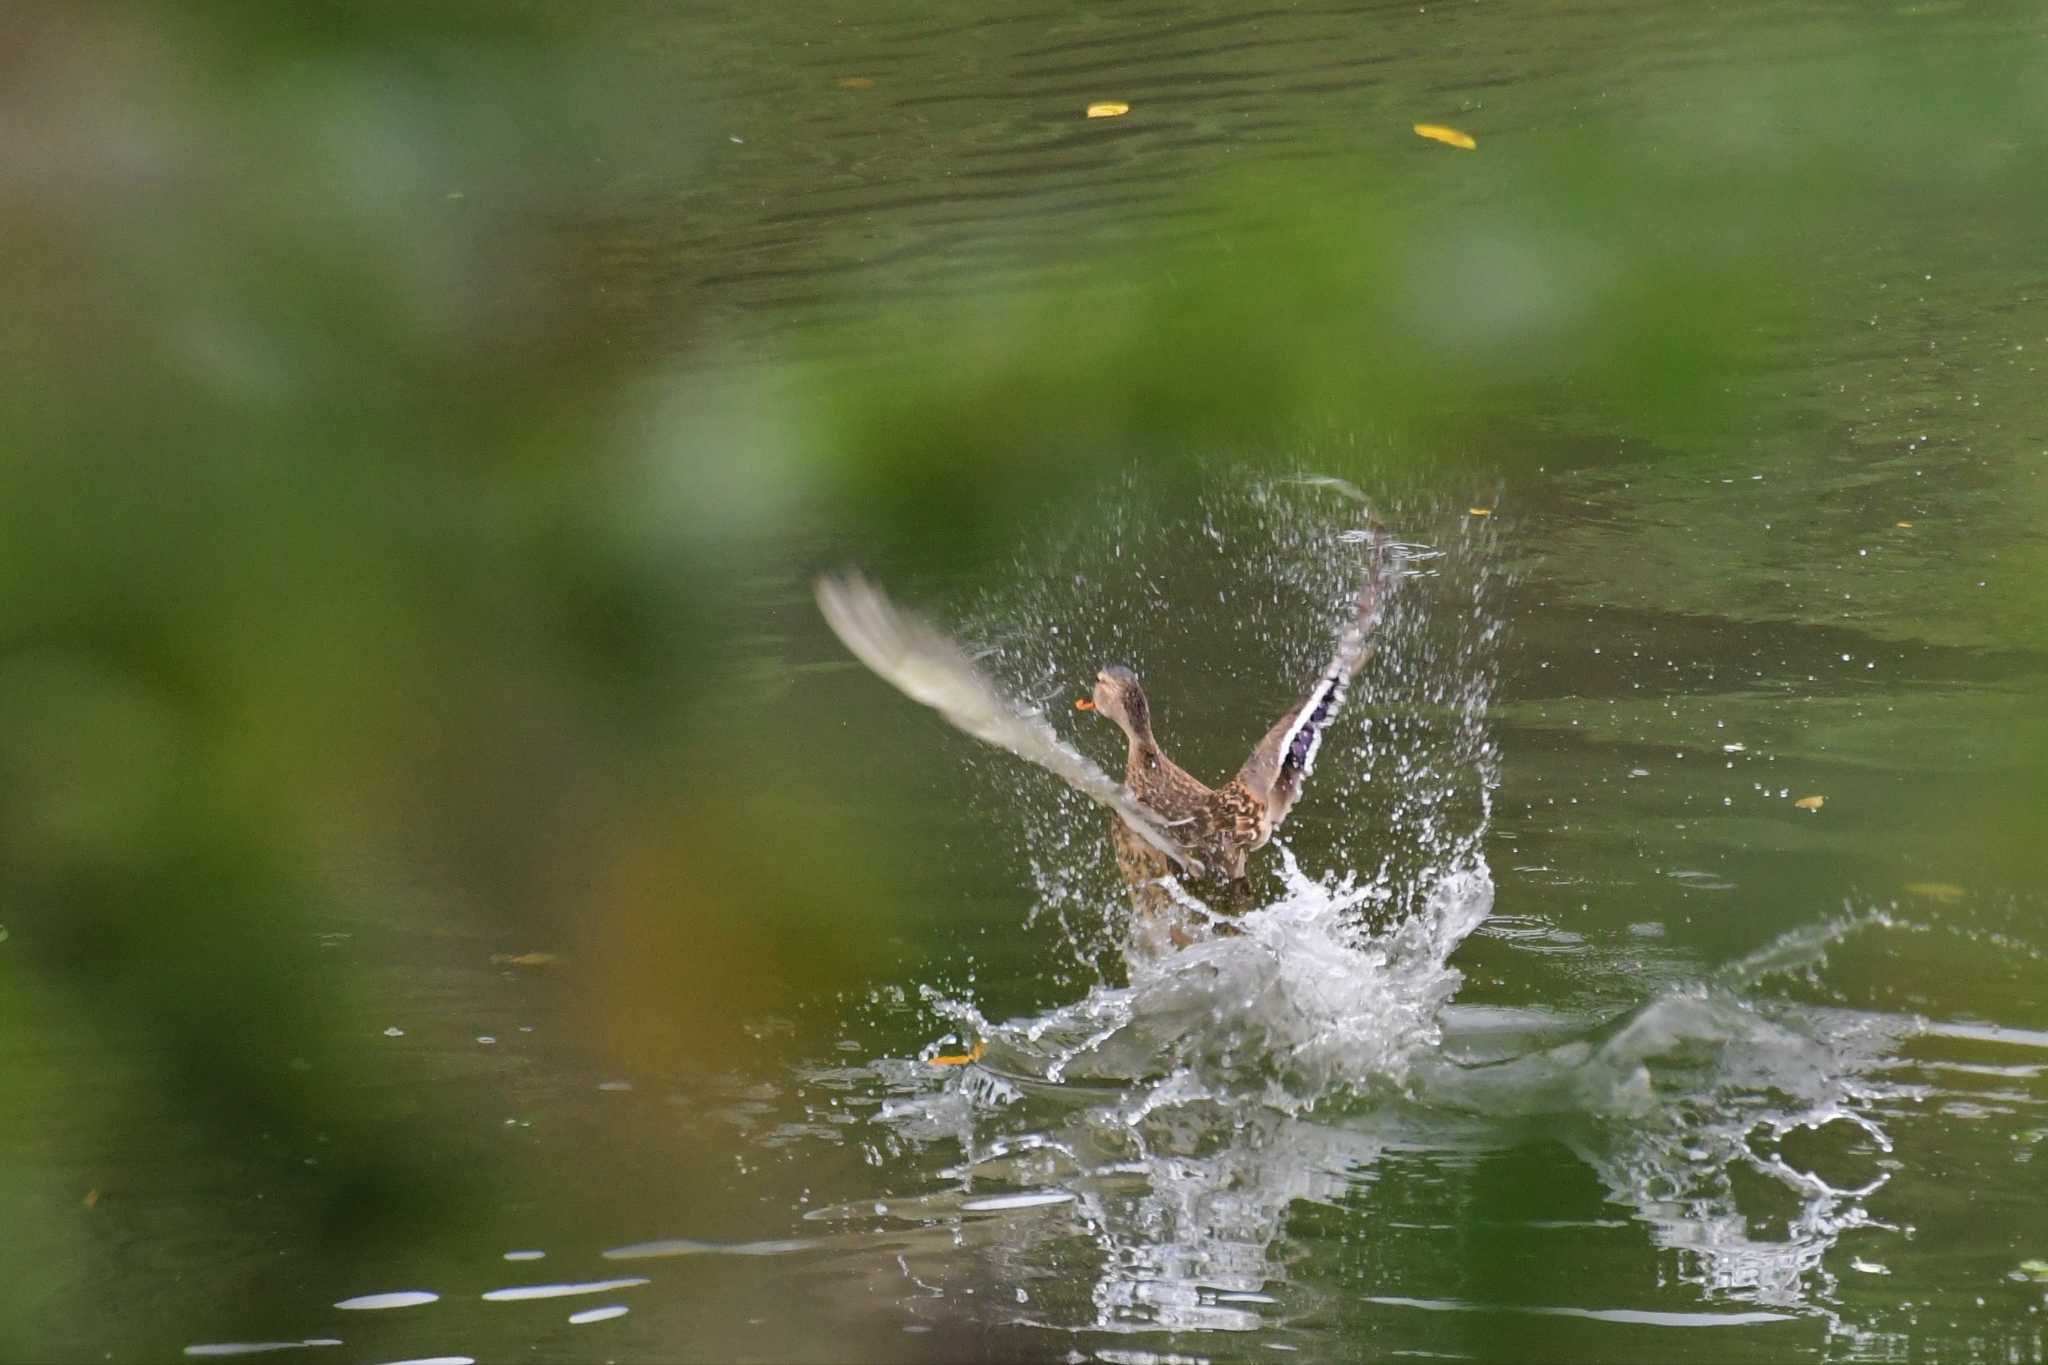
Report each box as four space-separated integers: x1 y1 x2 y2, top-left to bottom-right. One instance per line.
904 476 1509 1111
870 909 1932 1338
936 847 1495 1112
845 480 1955 1335
942 480 1507 1002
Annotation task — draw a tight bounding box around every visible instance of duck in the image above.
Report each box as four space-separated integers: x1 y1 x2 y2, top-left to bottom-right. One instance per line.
814 532 1389 956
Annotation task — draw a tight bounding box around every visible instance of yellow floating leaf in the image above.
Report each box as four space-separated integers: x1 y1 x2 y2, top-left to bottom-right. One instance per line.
1902 881 1965 902
1895 520 1915 528
1468 507 1492 518
1085 101 1130 119
490 951 564 967
835 76 874 91
1793 795 1825 811
929 1040 985 1067
1414 122 1477 150
83 1188 99 1209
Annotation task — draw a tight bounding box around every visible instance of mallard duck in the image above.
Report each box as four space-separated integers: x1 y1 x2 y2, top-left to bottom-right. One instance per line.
814 535 1388 955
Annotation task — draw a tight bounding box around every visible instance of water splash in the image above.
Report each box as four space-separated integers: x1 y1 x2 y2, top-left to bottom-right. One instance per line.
963 846 1494 1110
833 478 1514 1336
793 478 2028 1349
846 913 1943 1342
953 474 1506 979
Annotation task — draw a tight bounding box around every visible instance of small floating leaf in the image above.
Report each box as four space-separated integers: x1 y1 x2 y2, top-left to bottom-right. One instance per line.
1793 794 1825 811
2018 1259 2048 1282
1901 881 1965 902
1414 122 1477 150
930 1040 985 1067
1895 520 1915 528
835 76 874 91
1468 507 1492 518
1085 102 1130 119
83 1188 99 1209
490 951 563 967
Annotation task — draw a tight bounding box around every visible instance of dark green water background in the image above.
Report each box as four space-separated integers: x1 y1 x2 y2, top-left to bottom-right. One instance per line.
3 1 2046 1362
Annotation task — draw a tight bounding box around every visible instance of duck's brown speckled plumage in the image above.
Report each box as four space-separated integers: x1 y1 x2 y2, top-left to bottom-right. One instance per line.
1106 748 1268 954
1088 538 1389 954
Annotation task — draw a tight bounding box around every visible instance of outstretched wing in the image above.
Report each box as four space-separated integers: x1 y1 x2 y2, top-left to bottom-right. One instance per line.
1234 534 1391 831
814 572 1201 874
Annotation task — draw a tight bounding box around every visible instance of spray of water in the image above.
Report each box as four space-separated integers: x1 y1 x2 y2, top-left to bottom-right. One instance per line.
836 477 1946 1340
927 475 1507 1106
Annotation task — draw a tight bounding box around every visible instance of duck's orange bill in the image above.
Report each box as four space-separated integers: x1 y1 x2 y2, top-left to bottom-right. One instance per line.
929 1040 986 1067
1074 698 1095 710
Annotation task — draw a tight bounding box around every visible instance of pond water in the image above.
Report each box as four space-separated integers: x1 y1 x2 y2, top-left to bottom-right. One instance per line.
19 1 2048 1362
215 471 2038 1365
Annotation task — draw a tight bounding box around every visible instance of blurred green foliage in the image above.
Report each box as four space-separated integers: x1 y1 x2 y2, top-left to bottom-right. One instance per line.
0 2 717 1349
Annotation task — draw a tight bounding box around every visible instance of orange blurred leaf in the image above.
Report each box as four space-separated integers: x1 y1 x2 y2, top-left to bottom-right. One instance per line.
1085 102 1131 119
1793 795 1825 811
835 76 875 91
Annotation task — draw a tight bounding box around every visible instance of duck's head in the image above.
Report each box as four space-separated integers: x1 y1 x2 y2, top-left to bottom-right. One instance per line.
1077 664 1151 740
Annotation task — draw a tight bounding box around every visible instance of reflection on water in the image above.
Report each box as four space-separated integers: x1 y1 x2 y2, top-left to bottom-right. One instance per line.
566 1306 630 1325
335 1293 440 1311
766 921 2033 1361
182 1344 342 1360
851 896 1926 1345
1426 930 1911 1311
185 904 2044 1359
477 1278 648 1303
